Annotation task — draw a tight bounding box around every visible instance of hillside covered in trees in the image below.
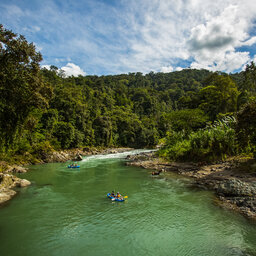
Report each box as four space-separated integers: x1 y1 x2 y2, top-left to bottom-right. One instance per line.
1 24 256 163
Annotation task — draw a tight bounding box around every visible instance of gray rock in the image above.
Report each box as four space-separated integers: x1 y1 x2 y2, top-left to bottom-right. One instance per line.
216 178 256 197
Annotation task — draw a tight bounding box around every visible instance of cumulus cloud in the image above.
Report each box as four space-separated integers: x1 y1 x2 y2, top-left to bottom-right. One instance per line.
60 63 86 77
188 3 256 72
116 0 256 73
189 6 239 52
241 37 256 47
175 67 183 71
1 0 256 74
161 66 173 73
190 51 250 72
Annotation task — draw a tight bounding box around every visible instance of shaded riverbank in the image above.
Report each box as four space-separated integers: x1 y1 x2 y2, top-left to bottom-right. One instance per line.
126 152 256 220
0 147 133 205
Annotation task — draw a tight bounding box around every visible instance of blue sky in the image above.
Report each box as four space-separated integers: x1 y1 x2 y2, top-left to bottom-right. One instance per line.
1 0 256 76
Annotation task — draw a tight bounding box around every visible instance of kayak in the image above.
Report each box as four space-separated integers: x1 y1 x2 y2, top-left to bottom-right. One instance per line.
68 165 80 168
107 193 125 202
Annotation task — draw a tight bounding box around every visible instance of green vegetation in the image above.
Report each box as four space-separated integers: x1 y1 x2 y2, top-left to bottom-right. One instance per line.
1 25 256 163
158 116 237 161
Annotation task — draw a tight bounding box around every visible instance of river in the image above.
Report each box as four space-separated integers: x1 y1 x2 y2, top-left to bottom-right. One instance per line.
0 150 255 256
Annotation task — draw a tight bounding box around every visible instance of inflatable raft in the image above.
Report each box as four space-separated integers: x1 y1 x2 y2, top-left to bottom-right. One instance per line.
68 165 80 168
107 193 125 202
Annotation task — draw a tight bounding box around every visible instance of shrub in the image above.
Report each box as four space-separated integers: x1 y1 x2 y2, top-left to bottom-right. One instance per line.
158 116 237 162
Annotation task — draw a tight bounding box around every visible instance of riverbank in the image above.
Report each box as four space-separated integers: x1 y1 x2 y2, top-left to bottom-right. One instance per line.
126 152 256 220
28 147 133 164
0 172 31 205
0 147 133 205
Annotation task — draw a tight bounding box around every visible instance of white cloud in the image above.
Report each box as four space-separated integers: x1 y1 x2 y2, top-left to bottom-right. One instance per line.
218 52 250 72
161 66 183 72
60 63 86 77
24 26 41 33
175 67 183 71
188 3 256 72
41 64 51 70
116 0 191 73
1 0 256 74
115 0 256 73
189 5 242 52
241 54 256 71
161 66 173 73
190 51 250 72
241 37 256 47
4 4 24 17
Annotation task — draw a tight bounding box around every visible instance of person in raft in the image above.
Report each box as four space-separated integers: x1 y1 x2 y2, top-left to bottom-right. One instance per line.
111 191 115 197
116 192 124 200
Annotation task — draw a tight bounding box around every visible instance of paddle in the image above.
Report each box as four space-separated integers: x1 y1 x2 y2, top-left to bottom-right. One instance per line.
124 196 128 198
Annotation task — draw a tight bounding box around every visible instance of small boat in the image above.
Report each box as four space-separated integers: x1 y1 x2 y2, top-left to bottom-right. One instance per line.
107 193 125 202
68 165 80 168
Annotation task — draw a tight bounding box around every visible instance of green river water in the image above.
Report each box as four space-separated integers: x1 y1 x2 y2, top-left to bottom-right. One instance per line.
0 150 256 256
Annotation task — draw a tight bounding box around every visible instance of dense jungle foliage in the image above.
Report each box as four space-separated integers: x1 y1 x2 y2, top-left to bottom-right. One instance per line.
1 25 256 162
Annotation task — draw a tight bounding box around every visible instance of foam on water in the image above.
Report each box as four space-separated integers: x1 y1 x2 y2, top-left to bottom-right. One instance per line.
81 149 155 162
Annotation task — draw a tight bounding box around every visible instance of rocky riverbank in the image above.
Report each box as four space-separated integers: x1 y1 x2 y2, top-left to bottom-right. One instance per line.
0 147 133 206
0 165 30 205
126 152 256 220
34 147 133 164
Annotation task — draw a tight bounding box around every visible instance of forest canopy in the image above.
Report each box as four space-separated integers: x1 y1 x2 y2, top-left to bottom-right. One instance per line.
1 24 256 162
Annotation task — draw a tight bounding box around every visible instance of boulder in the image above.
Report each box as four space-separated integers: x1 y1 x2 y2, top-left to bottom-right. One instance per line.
0 189 16 204
215 178 256 197
73 154 83 161
8 165 28 173
0 174 18 189
18 179 31 188
0 171 32 205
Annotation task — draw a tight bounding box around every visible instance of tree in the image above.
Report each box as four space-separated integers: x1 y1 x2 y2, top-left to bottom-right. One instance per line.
244 61 256 93
93 116 113 146
199 73 239 120
53 121 75 149
166 108 209 133
0 24 52 150
236 100 256 156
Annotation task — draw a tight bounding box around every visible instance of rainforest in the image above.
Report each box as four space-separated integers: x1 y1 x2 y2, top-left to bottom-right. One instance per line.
1 24 256 166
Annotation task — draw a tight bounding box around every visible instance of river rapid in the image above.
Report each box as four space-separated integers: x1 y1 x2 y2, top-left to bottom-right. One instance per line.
0 150 255 256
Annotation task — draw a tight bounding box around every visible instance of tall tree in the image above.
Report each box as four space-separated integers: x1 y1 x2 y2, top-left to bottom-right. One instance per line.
199 73 239 120
0 24 52 150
